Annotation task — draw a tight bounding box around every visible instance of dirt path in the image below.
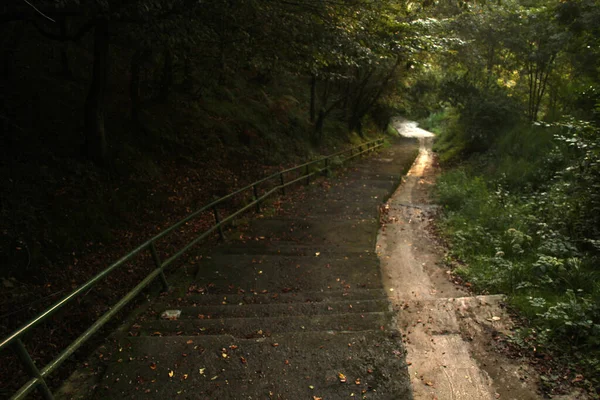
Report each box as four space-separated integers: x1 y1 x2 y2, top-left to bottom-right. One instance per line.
377 119 542 400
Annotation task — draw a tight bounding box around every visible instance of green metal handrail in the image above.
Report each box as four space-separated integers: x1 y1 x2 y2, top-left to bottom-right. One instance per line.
0 138 385 399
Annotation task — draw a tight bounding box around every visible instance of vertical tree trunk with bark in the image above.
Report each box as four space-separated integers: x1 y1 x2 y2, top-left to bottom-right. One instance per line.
59 16 71 77
84 19 109 166
310 74 316 123
130 49 144 125
159 48 173 102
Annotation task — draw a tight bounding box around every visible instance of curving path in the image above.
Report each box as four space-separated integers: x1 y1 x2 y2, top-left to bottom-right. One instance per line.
378 118 542 400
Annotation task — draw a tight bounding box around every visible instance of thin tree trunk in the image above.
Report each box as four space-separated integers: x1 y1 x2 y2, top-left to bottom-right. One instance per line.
310 74 316 123
130 49 146 124
159 48 173 102
83 19 109 166
59 15 71 77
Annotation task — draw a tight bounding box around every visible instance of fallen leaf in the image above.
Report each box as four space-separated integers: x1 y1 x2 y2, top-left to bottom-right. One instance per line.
199 368 206 375
338 372 347 383
425 381 433 386
150 362 157 370
315 252 320 257
168 370 174 378
240 356 247 364
183 374 188 380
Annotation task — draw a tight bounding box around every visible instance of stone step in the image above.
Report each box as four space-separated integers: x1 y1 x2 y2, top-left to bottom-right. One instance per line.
130 311 393 338
239 218 379 248
153 288 389 307
188 253 383 294
147 299 391 320
200 240 375 256
92 331 411 399
275 199 381 219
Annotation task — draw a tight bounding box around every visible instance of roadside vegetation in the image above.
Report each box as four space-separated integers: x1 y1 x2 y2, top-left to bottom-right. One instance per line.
405 0 600 395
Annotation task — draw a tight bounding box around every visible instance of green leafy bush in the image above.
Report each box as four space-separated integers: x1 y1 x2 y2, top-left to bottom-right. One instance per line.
435 118 600 383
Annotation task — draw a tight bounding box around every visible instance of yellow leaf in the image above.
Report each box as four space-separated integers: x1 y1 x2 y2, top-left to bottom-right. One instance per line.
168 370 174 378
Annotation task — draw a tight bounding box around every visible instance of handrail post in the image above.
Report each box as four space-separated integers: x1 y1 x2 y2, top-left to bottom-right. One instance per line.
305 165 310 185
279 173 285 195
212 206 225 240
252 185 261 213
150 242 169 292
13 339 54 400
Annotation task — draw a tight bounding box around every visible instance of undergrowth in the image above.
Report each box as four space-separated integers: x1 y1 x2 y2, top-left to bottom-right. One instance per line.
433 116 600 395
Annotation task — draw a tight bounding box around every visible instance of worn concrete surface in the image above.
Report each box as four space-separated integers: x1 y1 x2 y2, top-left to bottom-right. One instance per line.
378 119 542 400
58 137 419 400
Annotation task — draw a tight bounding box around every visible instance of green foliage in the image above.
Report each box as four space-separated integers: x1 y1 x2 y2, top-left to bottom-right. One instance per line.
435 119 600 390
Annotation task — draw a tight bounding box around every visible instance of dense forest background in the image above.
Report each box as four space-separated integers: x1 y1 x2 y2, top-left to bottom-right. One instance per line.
408 0 600 394
1 0 600 396
1 0 417 285
1 1 429 394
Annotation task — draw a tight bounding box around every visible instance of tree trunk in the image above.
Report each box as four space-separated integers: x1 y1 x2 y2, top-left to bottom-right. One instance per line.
84 19 109 166
130 48 152 124
349 115 364 138
314 109 325 142
1 23 25 80
59 16 71 77
183 53 193 89
159 48 173 102
310 74 316 123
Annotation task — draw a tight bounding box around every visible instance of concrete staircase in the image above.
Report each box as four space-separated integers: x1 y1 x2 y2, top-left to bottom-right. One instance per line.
62 138 418 400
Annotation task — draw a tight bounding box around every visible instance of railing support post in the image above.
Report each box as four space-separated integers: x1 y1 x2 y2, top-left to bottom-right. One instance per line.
150 242 169 292
13 339 54 400
252 185 261 213
323 158 331 177
279 173 285 195
305 165 310 185
212 206 225 240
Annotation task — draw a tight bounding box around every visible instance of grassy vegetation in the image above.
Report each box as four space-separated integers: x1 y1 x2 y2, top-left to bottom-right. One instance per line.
432 112 600 393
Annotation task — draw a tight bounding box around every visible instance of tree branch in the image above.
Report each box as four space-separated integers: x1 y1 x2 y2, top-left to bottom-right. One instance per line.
21 0 55 22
